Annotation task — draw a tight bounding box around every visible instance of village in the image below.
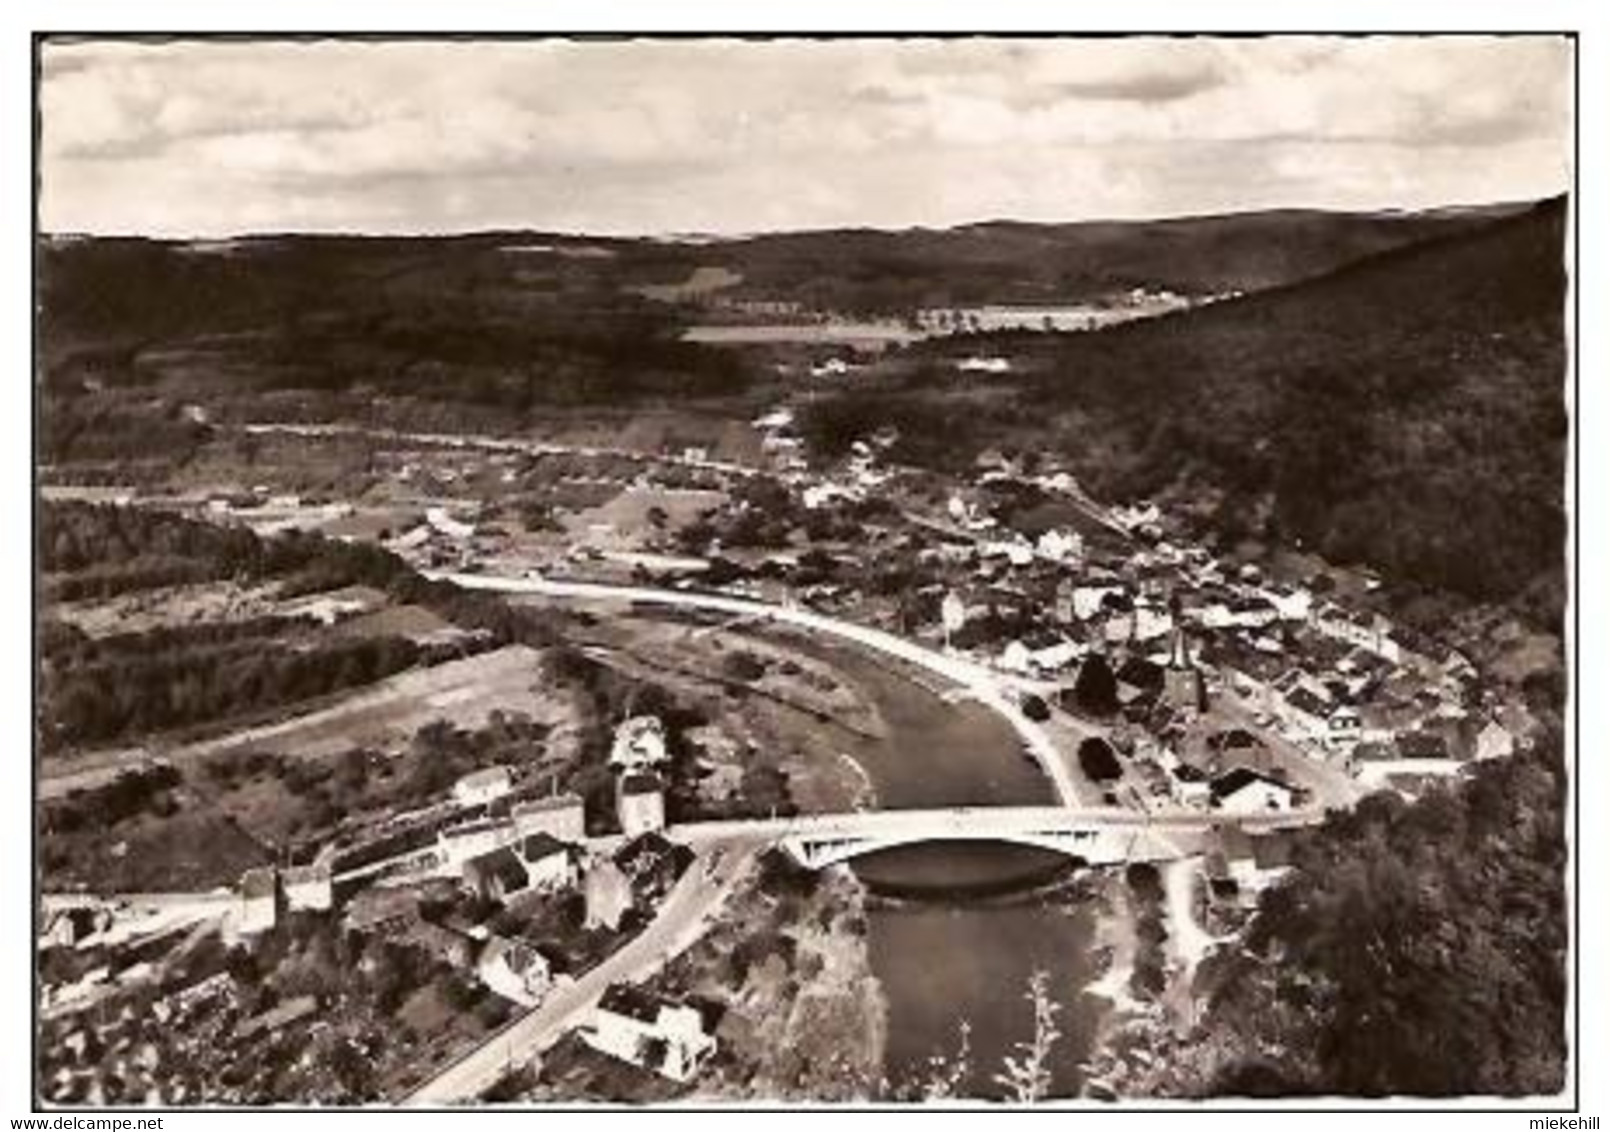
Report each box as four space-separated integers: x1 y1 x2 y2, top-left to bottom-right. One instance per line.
34 384 1544 1104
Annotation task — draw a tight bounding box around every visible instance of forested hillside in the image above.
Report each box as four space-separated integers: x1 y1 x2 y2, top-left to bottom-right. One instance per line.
1027 197 1568 615
1144 733 1567 1097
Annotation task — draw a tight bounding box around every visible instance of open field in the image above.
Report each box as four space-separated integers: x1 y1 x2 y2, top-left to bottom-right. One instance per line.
49 580 283 638
40 645 561 799
562 484 724 546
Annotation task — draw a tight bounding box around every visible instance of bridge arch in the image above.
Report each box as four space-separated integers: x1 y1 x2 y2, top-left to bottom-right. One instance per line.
780 824 1172 870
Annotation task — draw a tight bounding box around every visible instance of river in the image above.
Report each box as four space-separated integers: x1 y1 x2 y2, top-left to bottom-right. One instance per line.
812 647 1110 1099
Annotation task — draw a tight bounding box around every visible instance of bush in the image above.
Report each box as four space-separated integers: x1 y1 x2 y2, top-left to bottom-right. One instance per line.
1020 693 1051 722
722 650 768 683
1078 737 1123 782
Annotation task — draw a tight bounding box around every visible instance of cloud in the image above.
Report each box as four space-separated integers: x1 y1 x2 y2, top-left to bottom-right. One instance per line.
37 36 1572 236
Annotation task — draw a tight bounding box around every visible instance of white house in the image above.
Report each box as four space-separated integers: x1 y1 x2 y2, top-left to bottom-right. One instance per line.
956 355 1012 375
581 986 717 1083
425 506 477 541
999 640 1033 674
801 481 864 510
1111 500 1162 532
453 766 514 808
477 937 553 1007
1322 705 1364 753
282 859 334 912
1028 639 1084 673
1072 584 1126 621
980 538 1036 567
1036 529 1083 564
610 717 669 771
512 793 587 842
752 408 795 432
437 818 519 867
1474 719 1517 762
1261 585 1313 623
584 858 636 931
1132 601 1175 642
618 774 667 837
1312 604 1402 663
235 868 278 937
518 833 580 891
1210 768 1296 815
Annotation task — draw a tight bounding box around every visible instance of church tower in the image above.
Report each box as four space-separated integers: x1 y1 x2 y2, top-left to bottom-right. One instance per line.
1162 622 1208 715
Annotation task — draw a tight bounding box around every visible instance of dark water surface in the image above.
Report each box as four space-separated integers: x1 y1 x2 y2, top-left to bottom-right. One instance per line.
790 644 1053 809
811 647 1104 1098
858 846 1104 1099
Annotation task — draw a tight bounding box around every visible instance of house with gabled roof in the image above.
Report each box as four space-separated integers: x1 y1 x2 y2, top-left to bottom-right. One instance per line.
476 936 554 1007
1210 767 1296 815
580 985 717 1083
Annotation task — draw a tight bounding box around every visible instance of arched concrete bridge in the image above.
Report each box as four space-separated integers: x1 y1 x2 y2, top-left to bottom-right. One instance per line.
666 805 1321 870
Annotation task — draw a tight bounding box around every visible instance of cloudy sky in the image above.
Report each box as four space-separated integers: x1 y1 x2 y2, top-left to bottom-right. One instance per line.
39 36 1573 237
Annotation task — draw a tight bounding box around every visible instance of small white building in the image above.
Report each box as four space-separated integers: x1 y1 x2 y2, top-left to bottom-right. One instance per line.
801 482 864 510
1210 768 1296 815
585 858 636 931
810 358 854 378
1474 719 1517 762
980 538 1036 567
437 818 519 867
618 774 667 837
1072 584 1126 622
425 506 477 541
581 986 717 1083
283 859 334 912
956 355 1012 375
1111 500 1162 532
752 408 795 432
453 766 514 808
1036 529 1083 564
1321 705 1364 752
999 640 1033 674
1312 604 1402 663
519 833 580 891
610 717 669 772
1261 585 1313 623
477 937 553 1007
512 793 587 842
1028 639 1083 673
235 868 279 937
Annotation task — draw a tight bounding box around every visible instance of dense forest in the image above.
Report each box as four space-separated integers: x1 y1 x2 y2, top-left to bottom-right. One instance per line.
41 500 415 601
38 236 749 412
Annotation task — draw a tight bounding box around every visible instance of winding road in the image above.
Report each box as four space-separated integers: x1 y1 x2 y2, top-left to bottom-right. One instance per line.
429 570 1090 807
405 840 751 1104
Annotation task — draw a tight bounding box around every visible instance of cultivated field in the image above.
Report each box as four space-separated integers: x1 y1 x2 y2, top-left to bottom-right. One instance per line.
40 645 565 799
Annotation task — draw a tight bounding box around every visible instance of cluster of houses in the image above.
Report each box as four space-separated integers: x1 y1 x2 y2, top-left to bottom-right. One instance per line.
40 700 721 1098
881 451 1526 800
228 712 685 994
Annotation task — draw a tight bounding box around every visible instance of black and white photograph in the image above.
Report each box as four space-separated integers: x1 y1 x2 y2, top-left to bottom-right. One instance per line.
10 19 1595 1116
